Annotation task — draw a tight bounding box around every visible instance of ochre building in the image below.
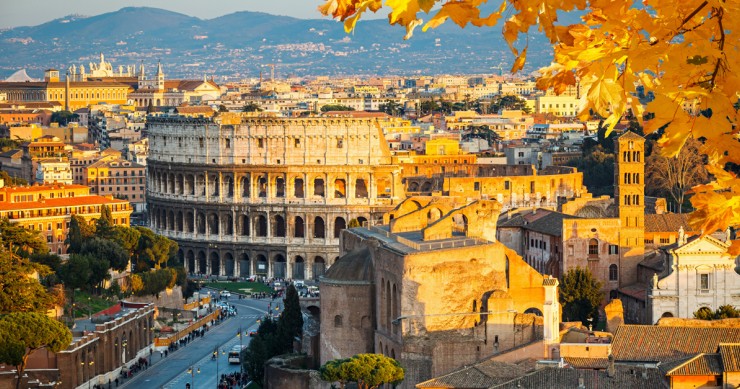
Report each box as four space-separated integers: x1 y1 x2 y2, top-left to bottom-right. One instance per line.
146 114 404 280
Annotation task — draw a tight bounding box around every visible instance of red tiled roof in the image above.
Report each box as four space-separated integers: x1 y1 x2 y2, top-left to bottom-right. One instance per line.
612 325 740 363
666 353 723 376
644 213 692 233
719 344 740 372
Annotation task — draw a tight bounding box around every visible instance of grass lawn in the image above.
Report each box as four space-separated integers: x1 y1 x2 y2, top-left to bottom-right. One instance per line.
204 281 274 295
70 290 117 319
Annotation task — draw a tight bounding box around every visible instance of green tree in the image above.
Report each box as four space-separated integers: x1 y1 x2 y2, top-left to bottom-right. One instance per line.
565 146 615 197
694 305 740 320
559 267 604 327
29 252 63 286
0 247 56 314
58 254 93 293
378 100 402 116
320 354 405 389
65 215 95 254
80 237 129 272
242 102 263 112
110 225 141 260
243 317 280 385
0 218 48 258
0 312 72 389
0 170 27 186
276 284 303 352
348 218 362 228
50 110 78 126
320 104 355 112
488 95 531 114
134 227 178 270
95 204 114 239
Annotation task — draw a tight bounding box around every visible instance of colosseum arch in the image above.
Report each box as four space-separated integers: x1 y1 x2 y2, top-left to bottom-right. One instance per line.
314 178 325 197
225 176 234 198
239 214 250 236
210 174 220 196
377 176 392 197
294 177 305 198
408 181 420 192
209 252 220 276
273 254 287 279
293 256 305 279
224 253 235 277
196 212 206 234
176 211 184 232
208 213 220 235
334 178 346 198
197 251 207 274
186 174 195 195
176 174 184 194
334 217 346 238
223 214 233 235
427 207 443 223
421 181 433 192
186 211 194 233
197 174 206 196
258 175 267 197
168 211 175 231
256 215 267 237
186 250 195 273
313 256 326 279
294 216 305 238
168 173 175 194
256 254 268 276
314 217 325 239
240 176 250 198
275 176 285 197
239 253 250 277
273 215 286 237
355 178 368 198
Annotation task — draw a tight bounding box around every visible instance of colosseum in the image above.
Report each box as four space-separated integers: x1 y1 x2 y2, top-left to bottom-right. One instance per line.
146 114 404 280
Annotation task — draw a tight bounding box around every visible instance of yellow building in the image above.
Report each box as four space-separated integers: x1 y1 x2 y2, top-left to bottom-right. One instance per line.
0 80 131 111
0 183 132 255
425 138 460 155
535 95 581 117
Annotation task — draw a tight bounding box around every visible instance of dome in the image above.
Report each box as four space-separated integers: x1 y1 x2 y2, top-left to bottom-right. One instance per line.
323 246 373 282
575 205 607 218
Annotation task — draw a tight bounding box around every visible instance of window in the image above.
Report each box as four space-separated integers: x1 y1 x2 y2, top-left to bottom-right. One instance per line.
699 274 710 291
474 182 480 191
660 237 670 244
294 138 300 147
334 315 343 327
337 138 344 148
504 181 510 190
588 239 599 255
225 138 230 148
258 138 264 148
609 244 619 255
609 264 618 281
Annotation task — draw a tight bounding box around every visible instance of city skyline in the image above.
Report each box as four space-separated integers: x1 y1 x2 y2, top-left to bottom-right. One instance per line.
0 0 358 29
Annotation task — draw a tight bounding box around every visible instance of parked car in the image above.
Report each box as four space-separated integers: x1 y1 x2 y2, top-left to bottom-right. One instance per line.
221 291 231 298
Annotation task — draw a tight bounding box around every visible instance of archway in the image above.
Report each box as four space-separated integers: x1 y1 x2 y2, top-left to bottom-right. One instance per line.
256 254 268 276
197 251 207 274
273 254 287 279
334 217 346 238
273 215 286 237
314 217 325 239
256 215 267 237
239 253 250 277
186 250 195 273
209 252 220 276
524 307 543 316
293 256 305 280
313 256 326 280
294 216 305 238
224 253 235 277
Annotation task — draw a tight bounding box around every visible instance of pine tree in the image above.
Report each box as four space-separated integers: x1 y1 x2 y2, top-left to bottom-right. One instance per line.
277 284 303 353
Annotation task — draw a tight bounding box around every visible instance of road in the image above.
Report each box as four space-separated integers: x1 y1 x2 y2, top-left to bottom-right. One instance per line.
120 290 278 389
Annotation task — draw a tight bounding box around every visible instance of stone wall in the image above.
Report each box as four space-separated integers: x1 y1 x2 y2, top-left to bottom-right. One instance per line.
126 286 184 309
263 355 329 389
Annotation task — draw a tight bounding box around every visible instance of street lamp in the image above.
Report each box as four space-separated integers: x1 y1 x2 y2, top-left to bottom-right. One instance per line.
236 326 243 375
215 349 225 389
187 365 200 389
81 360 94 389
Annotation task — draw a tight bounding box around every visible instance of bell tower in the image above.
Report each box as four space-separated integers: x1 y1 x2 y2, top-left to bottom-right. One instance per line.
614 131 645 285
156 61 165 90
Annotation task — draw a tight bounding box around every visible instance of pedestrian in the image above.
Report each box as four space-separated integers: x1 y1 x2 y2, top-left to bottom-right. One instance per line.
115 378 119 387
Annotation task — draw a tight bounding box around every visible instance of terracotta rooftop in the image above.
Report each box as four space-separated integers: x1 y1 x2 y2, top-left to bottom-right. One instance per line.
612 325 740 363
562 357 609 369
665 353 723 376
644 213 691 233
0 195 128 211
718 343 740 372
416 359 529 388
490 366 668 389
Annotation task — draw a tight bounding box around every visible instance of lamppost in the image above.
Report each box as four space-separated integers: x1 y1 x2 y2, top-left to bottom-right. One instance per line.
214 349 225 389
88 297 92 320
81 360 94 389
186 365 200 389
236 326 243 375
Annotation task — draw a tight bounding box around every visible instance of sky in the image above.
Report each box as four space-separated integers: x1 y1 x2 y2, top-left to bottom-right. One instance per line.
0 0 361 29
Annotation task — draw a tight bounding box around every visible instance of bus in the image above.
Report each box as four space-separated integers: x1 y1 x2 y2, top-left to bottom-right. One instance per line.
228 345 246 364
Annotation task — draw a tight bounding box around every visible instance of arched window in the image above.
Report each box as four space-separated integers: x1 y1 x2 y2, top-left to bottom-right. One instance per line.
334 217 346 238
314 178 325 197
588 239 599 255
314 217 325 239
609 264 618 281
256 215 267 237
294 216 305 238
294 178 304 198
334 315 343 327
273 215 286 237
334 179 346 198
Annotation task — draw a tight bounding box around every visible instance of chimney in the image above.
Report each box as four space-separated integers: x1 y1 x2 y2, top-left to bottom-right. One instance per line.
607 353 616 378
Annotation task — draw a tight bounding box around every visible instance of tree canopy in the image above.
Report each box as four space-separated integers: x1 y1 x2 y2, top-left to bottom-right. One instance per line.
320 0 740 254
0 218 48 258
559 267 604 327
694 305 740 320
0 312 72 389
320 353 405 389
0 248 57 314
321 104 355 112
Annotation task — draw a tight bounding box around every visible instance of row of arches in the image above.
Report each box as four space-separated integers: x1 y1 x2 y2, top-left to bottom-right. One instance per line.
183 249 332 280
150 207 366 240
148 169 380 200
379 277 401 335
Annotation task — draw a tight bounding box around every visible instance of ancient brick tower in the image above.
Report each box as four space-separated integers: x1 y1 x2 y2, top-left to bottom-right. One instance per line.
614 131 645 285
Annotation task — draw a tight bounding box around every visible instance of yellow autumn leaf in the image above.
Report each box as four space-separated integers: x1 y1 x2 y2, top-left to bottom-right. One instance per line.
510 46 527 73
